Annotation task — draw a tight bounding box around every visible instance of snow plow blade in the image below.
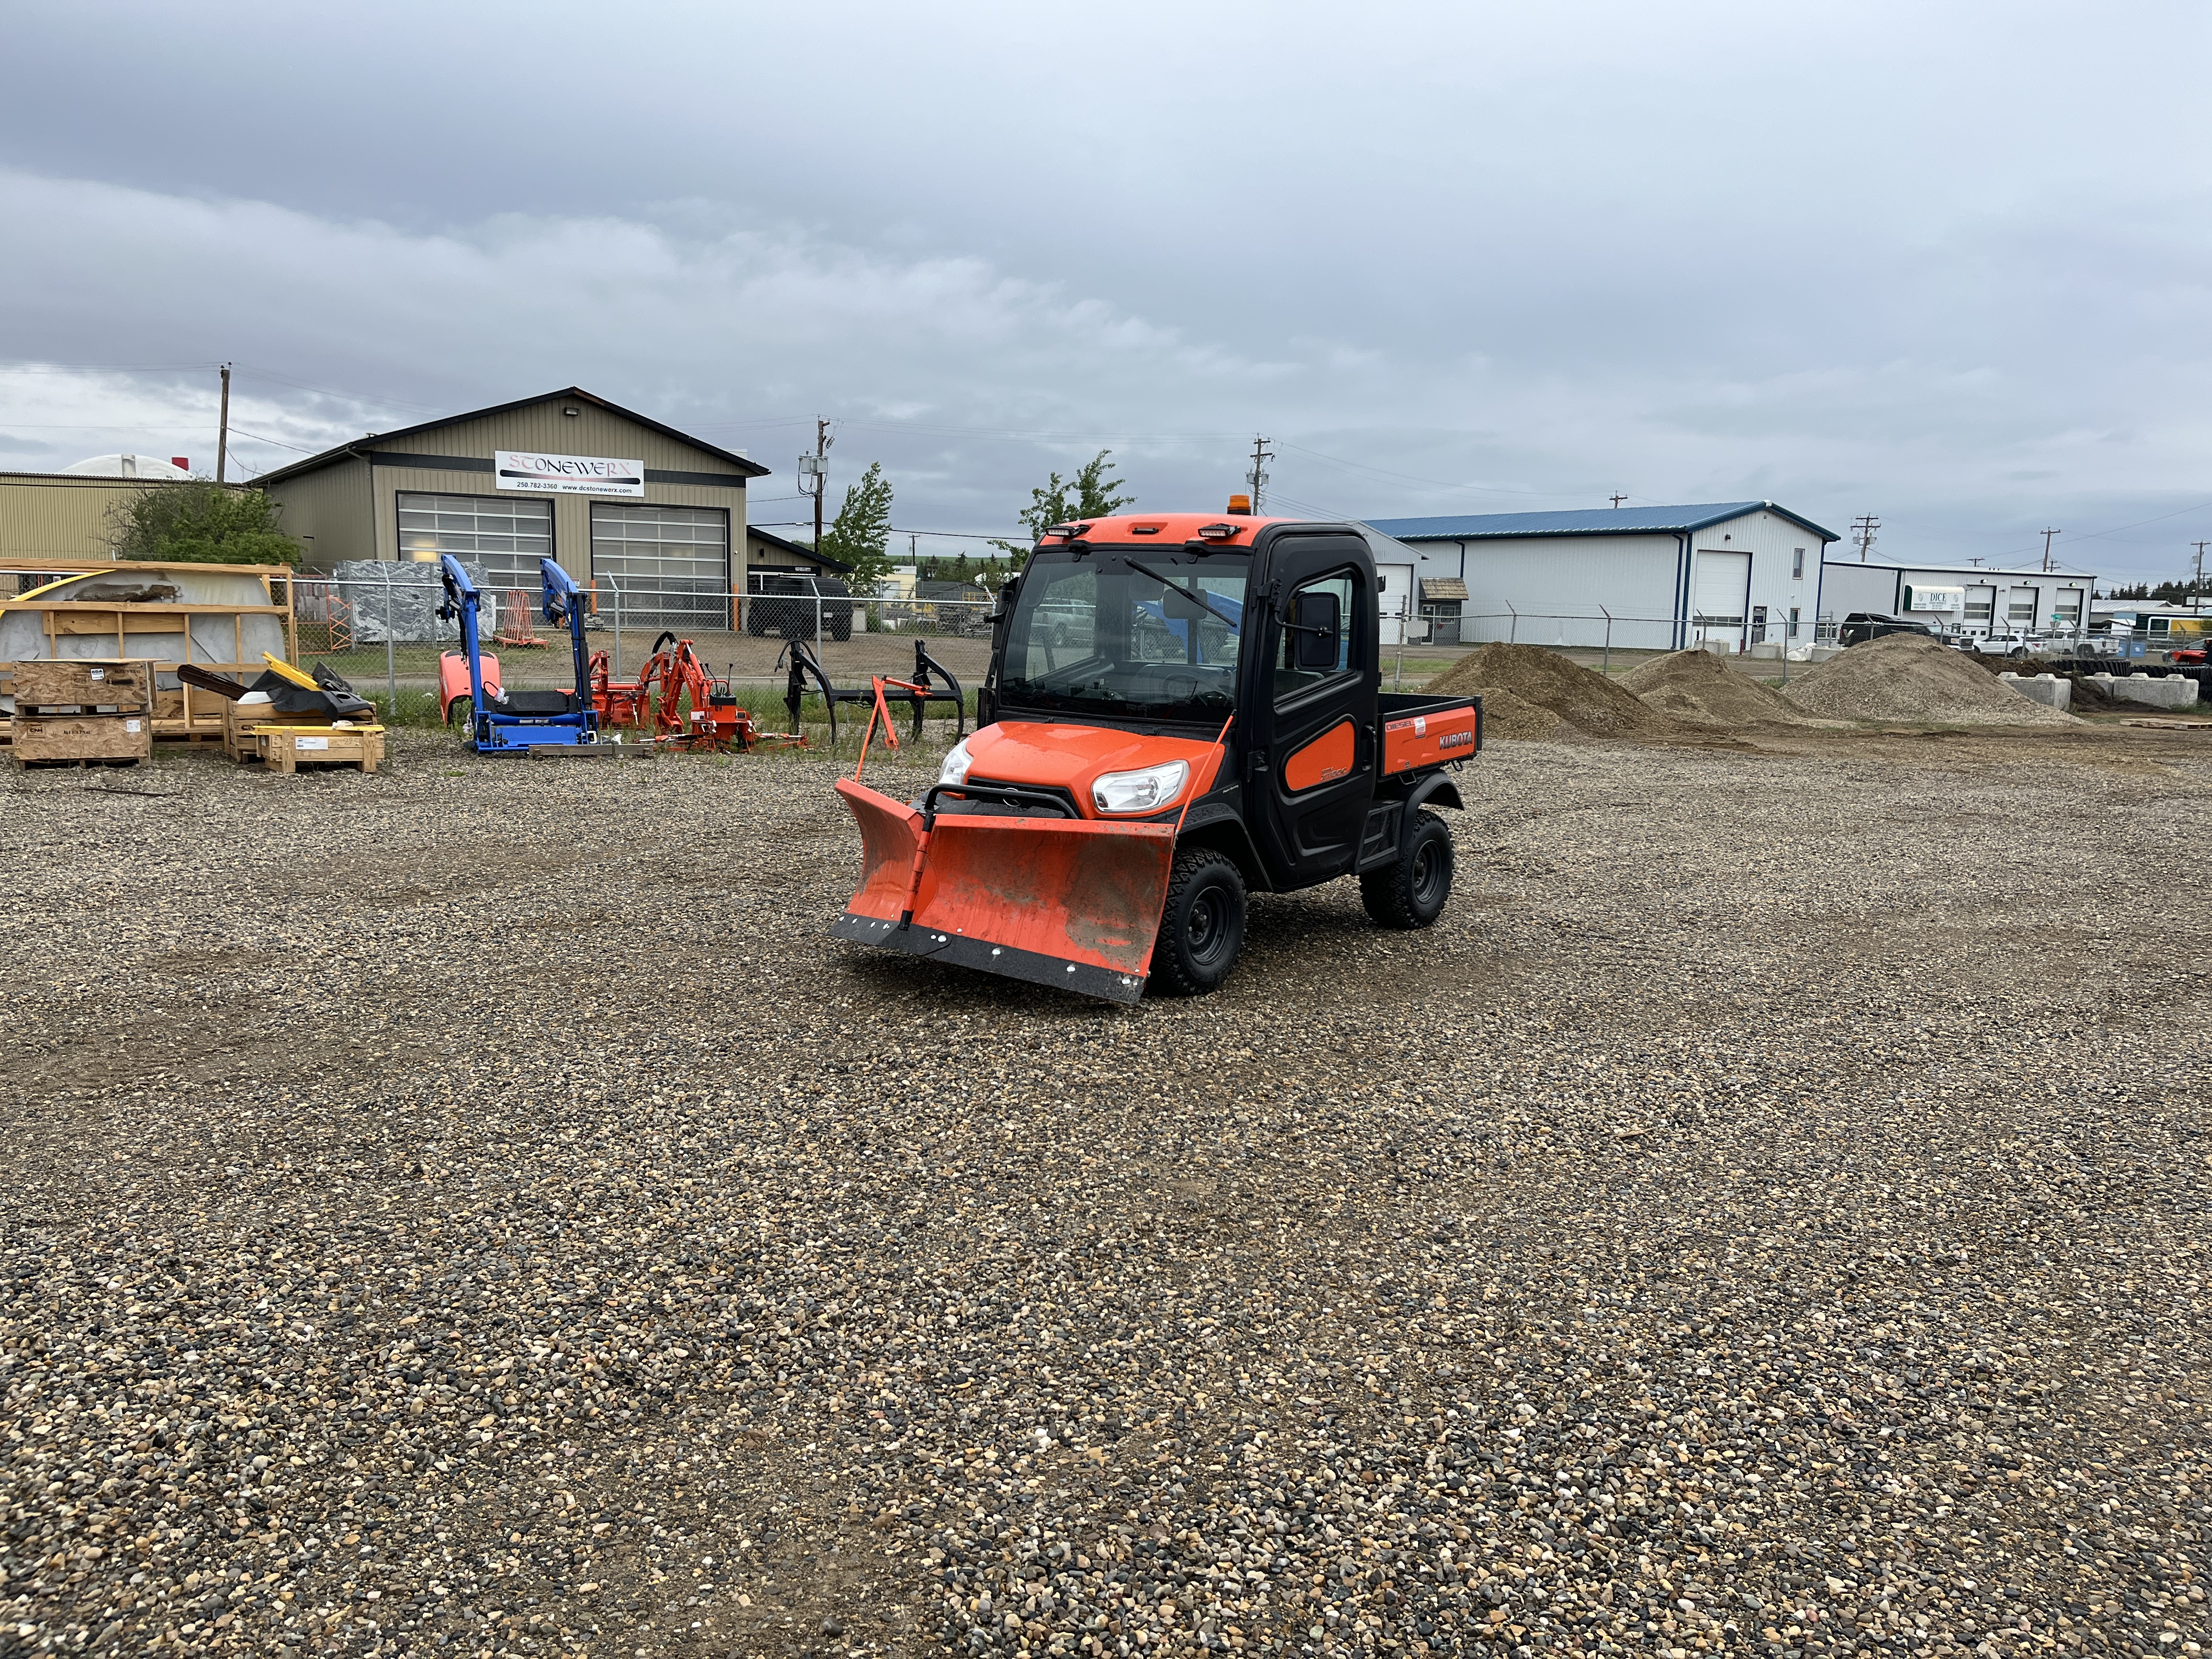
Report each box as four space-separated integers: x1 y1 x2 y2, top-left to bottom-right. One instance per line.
829 778 1176 1004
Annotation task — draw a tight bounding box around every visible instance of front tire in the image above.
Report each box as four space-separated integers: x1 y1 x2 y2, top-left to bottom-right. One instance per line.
1362 808 1453 929
1149 849 1247 997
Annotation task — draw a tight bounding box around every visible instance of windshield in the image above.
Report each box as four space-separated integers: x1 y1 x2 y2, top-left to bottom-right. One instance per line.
1000 548 1251 721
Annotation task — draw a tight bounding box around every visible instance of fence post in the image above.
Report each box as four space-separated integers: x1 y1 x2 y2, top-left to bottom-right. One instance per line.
1600 607 1612 679
815 590 824 650
382 567 397 716
1394 597 1407 690
1508 601 1518 645
610 578 622 679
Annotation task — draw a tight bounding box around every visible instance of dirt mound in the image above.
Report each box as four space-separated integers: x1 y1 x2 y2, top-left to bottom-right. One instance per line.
1426 642 1683 741
1618 648 1817 729
1463 687 1582 743
1781 633 2078 726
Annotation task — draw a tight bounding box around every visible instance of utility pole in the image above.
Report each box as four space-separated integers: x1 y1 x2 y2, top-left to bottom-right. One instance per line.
2193 540 2209 612
216 363 232 483
1851 514 1880 563
799 417 834 549
1610 493 1627 509
2040 527 2061 573
1245 434 1273 512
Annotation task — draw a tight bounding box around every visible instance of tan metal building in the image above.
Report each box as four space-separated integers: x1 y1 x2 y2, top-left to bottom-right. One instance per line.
0 472 196 565
256 386 768 622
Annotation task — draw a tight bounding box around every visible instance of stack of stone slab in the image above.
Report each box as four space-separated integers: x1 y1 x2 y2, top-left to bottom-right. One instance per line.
328 560 492 645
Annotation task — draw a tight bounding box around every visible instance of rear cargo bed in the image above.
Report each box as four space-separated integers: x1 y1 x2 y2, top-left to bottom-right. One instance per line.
1377 693 1481 774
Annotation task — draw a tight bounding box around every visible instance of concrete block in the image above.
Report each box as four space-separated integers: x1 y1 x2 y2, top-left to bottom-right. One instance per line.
1999 672 2072 711
1805 646 1846 663
2089 673 2200 709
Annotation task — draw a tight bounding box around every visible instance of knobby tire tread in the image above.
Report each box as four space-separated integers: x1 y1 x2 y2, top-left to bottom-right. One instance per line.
1362 807 1452 929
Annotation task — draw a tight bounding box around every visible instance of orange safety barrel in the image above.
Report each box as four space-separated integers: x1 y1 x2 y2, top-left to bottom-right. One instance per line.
830 779 1177 1003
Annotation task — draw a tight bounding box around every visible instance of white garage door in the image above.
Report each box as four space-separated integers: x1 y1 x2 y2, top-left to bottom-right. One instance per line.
1691 551 1752 648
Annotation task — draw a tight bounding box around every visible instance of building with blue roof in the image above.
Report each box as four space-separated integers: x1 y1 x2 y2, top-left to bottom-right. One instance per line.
1359 500 1841 653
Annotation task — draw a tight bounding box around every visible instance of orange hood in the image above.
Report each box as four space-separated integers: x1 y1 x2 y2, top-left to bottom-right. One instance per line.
963 721 1226 817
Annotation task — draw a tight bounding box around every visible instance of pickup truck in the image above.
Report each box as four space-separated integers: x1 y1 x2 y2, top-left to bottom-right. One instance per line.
827 503 1481 1001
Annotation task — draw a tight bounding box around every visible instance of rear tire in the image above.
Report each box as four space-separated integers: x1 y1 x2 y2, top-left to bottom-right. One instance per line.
1149 849 1246 997
1361 808 1453 929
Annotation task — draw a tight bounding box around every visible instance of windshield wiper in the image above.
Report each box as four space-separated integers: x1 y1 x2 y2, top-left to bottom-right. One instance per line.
1126 561 1243 629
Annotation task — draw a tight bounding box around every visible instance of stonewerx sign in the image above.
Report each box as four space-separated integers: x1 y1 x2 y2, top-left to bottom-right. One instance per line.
494 450 645 497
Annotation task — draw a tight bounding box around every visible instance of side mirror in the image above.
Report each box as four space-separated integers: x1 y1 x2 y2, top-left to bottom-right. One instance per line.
1293 590 1341 670
989 573 1021 623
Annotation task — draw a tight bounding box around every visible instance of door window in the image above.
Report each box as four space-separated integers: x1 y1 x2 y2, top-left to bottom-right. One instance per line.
1274 573 1356 701
396 492 552 585
591 503 731 627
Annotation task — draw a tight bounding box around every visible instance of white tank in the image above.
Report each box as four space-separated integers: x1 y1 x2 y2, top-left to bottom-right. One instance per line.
61 453 192 479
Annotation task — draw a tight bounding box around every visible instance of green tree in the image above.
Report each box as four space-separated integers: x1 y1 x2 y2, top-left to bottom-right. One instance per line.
109 482 302 566
819 461 895 580
992 449 1136 556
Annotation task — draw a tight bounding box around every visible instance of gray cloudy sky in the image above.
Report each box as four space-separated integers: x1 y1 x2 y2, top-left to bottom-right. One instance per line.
3 0 2209 579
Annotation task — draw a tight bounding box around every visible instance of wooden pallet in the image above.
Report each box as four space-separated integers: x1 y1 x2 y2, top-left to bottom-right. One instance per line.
256 725 385 774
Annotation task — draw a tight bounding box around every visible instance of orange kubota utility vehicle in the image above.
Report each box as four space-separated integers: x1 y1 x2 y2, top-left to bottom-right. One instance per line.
831 503 1481 1002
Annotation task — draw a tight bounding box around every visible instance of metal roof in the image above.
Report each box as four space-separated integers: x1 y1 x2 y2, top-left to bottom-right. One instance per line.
1824 556 2096 579
1364 501 1840 543
251 386 771 487
746 523 853 573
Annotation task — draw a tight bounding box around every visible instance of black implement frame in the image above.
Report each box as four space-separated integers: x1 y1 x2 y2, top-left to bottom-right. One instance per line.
781 637 966 746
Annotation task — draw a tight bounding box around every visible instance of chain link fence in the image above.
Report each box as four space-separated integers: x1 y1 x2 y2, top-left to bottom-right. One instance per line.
295 574 1003 729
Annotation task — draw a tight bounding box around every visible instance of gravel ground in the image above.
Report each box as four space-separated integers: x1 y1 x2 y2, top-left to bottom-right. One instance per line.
3 724 2210 1659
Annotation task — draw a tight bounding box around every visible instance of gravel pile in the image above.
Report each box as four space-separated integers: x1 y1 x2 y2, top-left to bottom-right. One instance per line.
1617 652 1818 730
1428 645 1683 741
3 725 2210 1659
1781 636 2078 727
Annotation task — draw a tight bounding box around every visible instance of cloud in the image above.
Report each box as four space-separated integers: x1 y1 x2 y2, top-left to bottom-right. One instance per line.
4 126 2212 580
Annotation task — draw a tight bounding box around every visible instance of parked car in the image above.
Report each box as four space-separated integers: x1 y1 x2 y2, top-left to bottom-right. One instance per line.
748 572 854 641
1839 612 1941 647
1965 630 2034 657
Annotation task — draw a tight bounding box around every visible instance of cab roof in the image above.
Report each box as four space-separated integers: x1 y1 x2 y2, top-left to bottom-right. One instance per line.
1036 512 1339 548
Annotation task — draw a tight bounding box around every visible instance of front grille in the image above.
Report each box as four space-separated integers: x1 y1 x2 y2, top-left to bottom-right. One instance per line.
957 776 1083 817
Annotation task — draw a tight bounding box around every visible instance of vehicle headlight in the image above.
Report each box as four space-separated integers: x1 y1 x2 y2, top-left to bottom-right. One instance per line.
938 737 974 787
1091 759 1188 815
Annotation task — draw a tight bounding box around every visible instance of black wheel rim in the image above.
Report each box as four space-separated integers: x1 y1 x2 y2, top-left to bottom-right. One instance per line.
1412 840 1446 907
1187 881 1232 966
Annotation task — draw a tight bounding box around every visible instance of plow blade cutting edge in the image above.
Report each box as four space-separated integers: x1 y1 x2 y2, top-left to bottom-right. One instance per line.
829 778 1177 1003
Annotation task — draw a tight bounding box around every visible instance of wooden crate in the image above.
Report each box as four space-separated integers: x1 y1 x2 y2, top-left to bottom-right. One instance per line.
0 558 296 743
223 700 329 763
256 724 385 774
5 658 152 713
11 713 151 768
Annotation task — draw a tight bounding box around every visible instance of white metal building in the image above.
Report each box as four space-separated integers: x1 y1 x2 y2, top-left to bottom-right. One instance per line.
1819 558 2094 639
1362 501 1840 651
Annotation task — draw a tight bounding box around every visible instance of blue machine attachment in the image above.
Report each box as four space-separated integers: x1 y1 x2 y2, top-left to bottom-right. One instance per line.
437 555 600 754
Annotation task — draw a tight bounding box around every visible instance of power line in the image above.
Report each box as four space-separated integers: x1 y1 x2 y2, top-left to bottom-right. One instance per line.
1272 442 1611 502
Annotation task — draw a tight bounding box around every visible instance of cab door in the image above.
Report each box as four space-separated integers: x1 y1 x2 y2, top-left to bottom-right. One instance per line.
1251 539 1375 888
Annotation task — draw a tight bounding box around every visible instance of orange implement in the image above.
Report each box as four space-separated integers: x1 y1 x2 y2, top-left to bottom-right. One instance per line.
829 778 1176 1003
